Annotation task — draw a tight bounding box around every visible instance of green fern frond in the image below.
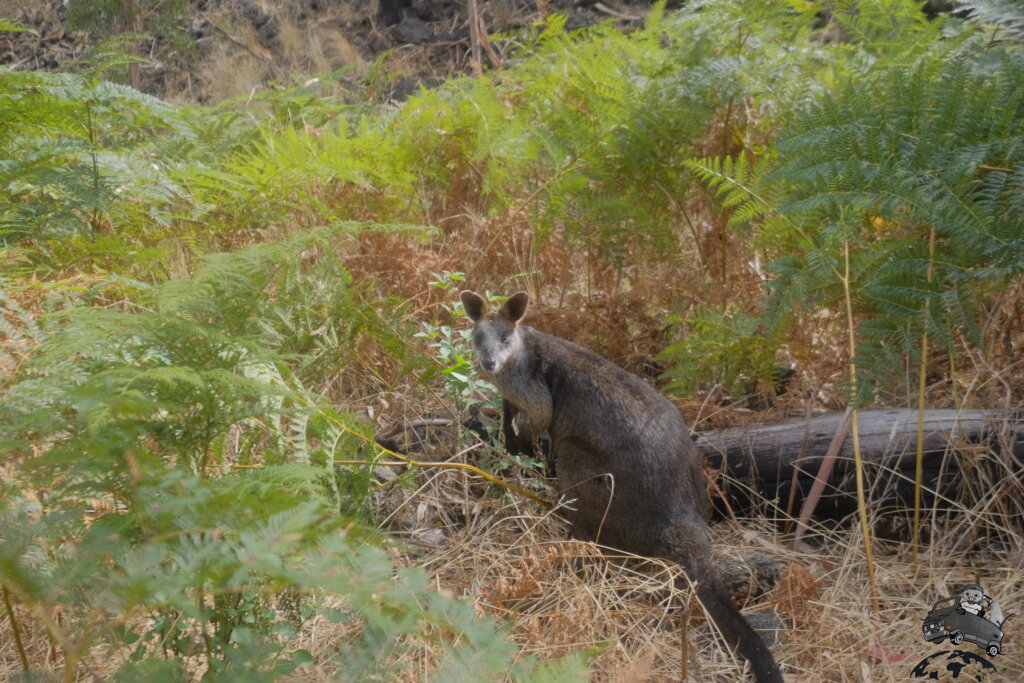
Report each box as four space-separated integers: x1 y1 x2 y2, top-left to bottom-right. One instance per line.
762 37 1024 399
685 154 777 230
958 0 1024 38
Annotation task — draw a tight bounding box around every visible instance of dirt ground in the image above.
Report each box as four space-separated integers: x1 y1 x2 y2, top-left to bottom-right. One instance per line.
0 0 675 103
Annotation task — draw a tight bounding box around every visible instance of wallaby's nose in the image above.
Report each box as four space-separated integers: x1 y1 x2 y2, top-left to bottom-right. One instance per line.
481 359 496 372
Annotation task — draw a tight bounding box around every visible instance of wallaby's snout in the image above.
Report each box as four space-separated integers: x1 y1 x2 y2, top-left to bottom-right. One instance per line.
460 290 530 375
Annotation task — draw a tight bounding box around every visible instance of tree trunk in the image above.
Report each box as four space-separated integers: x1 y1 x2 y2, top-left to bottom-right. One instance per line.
694 409 1024 518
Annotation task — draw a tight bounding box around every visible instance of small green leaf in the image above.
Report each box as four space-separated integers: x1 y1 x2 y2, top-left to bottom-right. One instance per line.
230 626 254 645
273 621 298 638
292 649 314 667
323 607 351 623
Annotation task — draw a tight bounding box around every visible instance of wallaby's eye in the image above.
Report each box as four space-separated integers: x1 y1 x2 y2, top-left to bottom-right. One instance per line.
500 333 510 343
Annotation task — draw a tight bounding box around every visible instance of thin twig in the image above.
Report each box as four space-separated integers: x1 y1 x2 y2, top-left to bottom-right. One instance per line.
594 2 643 20
783 409 814 533
291 393 552 509
2 583 30 672
793 408 852 546
476 12 503 69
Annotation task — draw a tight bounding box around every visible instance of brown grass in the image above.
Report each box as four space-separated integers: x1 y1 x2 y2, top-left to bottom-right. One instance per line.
178 1 371 105
258 426 1024 681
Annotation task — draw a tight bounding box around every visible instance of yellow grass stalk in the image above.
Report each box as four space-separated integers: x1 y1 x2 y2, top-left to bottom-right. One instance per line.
913 226 936 568
842 242 880 614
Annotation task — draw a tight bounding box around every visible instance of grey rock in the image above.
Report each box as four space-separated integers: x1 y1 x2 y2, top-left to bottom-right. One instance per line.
392 15 432 45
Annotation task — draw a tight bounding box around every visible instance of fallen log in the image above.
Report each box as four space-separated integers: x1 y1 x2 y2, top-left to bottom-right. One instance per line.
694 409 1024 518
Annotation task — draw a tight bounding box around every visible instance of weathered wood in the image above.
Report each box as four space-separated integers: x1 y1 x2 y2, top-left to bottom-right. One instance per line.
694 409 1024 517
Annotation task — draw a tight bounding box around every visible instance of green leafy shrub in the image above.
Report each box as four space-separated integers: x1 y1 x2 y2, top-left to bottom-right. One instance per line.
1 465 584 681
66 0 191 90
1 223 585 680
415 272 499 414
763 41 1024 400
658 306 779 398
0 68 186 247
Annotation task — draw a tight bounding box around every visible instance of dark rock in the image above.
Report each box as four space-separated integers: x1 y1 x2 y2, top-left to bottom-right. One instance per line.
411 0 452 21
240 0 270 28
367 32 392 52
391 75 421 101
256 18 279 44
566 10 599 31
392 14 432 44
379 0 413 26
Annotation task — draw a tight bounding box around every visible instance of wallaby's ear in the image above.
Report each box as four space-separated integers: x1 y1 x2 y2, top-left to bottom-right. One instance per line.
460 290 486 322
499 291 530 324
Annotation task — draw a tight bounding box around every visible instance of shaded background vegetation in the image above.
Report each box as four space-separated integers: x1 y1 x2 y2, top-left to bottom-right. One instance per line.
2 0 1024 680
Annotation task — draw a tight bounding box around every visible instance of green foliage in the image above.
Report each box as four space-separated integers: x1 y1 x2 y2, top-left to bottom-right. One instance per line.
66 0 188 37
676 1 1024 403
392 77 533 219
658 306 779 397
0 18 32 32
2 224 425 473
66 0 191 87
830 0 947 59
501 2 820 260
0 0 906 274
1 464 583 681
685 154 782 232
416 272 499 414
0 224 586 679
0 67 187 262
958 0 1024 39
761 40 1024 401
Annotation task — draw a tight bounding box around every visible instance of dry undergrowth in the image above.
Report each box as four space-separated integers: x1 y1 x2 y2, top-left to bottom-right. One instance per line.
289 358 1024 682
4 278 1024 682
262 416 1024 682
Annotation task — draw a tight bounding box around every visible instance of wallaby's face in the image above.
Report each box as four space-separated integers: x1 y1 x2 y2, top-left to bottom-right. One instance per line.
460 291 529 374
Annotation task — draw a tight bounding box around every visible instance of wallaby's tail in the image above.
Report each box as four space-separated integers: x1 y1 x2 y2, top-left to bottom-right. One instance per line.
663 521 783 683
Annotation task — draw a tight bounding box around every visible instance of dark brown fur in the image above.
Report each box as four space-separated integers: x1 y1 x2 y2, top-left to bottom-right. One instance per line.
461 290 782 682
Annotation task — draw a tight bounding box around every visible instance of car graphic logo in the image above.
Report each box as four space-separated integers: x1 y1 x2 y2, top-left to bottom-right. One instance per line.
910 583 1015 679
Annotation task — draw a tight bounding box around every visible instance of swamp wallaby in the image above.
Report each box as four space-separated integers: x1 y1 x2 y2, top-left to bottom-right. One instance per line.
460 290 782 683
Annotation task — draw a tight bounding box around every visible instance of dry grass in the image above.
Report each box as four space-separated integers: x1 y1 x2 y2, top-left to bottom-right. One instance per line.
5 258 1024 681
176 1 371 105
289 178 1024 680
337 406 1024 681
6 481 1024 682
319 251 1024 681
